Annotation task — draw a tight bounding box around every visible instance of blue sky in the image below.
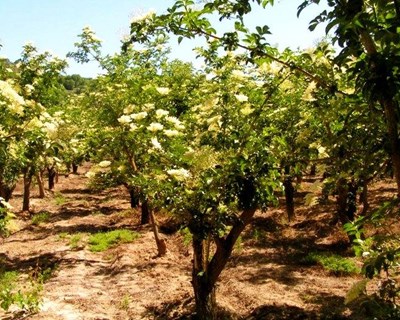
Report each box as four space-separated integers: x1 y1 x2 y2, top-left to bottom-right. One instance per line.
0 0 328 77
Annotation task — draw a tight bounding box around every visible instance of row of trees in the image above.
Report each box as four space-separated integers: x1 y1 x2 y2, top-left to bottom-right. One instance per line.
1 0 399 318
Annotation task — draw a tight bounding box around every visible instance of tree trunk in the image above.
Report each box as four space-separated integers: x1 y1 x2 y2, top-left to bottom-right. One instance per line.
141 199 150 225
381 99 400 198
149 209 166 256
48 167 57 190
335 177 349 226
359 180 369 215
284 176 295 222
190 207 257 319
192 237 217 320
72 163 78 174
23 172 33 212
310 163 317 176
129 187 140 209
36 171 45 198
0 180 15 202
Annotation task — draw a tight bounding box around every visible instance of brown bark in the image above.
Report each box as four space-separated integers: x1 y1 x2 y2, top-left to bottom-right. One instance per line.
23 172 33 212
192 237 217 320
284 176 295 221
141 199 150 225
149 209 166 257
36 171 45 198
381 99 400 198
48 167 57 190
0 179 15 202
358 30 400 197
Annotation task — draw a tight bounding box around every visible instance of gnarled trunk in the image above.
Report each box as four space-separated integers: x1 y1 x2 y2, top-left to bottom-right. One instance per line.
192 237 217 320
23 172 33 212
141 199 150 225
48 167 57 190
149 209 166 257
36 171 45 198
284 176 295 222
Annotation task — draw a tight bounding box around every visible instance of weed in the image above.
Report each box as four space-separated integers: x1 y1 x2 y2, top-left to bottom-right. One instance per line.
88 229 140 252
54 192 66 206
57 232 69 241
119 293 131 311
303 252 360 276
91 210 104 216
31 211 51 225
234 236 243 254
0 268 44 313
180 227 192 247
69 233 84 250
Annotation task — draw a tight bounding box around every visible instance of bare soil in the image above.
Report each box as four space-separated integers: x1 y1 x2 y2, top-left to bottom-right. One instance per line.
0 164 397 320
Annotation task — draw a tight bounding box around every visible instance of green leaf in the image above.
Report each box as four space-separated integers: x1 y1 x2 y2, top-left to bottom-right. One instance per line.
345 279 368 305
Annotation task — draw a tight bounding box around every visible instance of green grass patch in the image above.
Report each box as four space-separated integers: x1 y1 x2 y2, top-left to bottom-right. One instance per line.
88 229 139 252
303 252 360 276
31 211 51 225
54 192 66 206
0 268 43 312
69 233 84 250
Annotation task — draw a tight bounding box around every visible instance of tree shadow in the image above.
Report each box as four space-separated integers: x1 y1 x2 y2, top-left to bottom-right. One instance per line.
0 252 59 273
244 304 319 320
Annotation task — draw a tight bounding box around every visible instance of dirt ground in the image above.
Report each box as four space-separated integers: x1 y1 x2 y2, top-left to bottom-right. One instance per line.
0 164 397 320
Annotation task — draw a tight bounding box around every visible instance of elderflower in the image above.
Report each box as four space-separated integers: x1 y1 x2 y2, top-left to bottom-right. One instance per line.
165 116 184 130
156 87 170 95
234 94 248 102
155 109 169 118
98 160 111 168
166 168 191 181
129 123 138 131
241 105 254 116
85 171 96 179
302 81 317 101
151 137 163 150
164 129 180 137
0 80 25 115
130 111 148 120
130 9 156 23
147 122 164 132
118 115 132 124
0 197 13 210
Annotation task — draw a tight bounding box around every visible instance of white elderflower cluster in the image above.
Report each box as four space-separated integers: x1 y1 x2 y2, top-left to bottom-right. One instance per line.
165 116 184 130
98 160 111 168
302 81 317 101
130 111 148 120
156 87 170 95
0 80 26 115
166 168 191 181
147 122 164 132
151 137 163 150
163 129 180 137
234 94 248 102
130 9 156 24
155 109 169 118
0 197 13 210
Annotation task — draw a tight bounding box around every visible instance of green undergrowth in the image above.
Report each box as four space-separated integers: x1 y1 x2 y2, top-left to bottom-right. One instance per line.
31 211 51 225
0 263 56 313
303 252 360 276
54 192 66 206
88 229 140 252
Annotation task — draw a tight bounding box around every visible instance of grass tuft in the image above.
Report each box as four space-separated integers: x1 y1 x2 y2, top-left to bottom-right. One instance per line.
303 252 360 276
31 212 51 225
88 229 139 252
